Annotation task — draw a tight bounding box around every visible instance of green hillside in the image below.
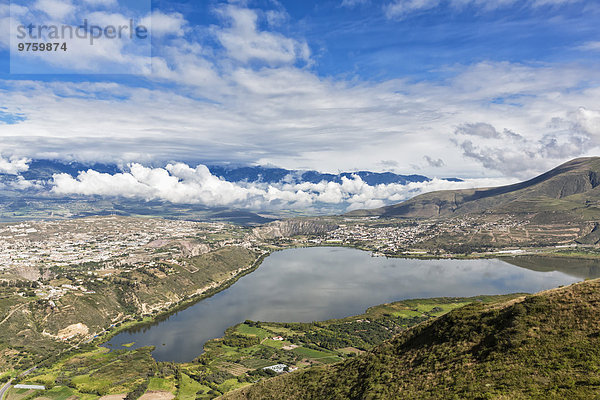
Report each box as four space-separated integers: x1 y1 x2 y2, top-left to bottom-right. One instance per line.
348 157 600 220
224 279 600 399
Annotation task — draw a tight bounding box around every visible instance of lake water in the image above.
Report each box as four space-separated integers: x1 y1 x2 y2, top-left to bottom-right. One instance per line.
106 247 598 362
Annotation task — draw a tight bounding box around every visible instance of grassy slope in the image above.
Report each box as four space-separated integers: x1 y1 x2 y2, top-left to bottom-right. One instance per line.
225 279 600 400
15 296 517 400
348 157 600 220
0 246 259 371
197 296 513 382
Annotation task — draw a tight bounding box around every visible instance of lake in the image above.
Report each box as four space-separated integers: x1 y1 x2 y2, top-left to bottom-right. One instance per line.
106 247 599 362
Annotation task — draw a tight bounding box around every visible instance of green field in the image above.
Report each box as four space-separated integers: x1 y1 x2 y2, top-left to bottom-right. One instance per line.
10 294 521 400
147 377 175 392
224 280 600 400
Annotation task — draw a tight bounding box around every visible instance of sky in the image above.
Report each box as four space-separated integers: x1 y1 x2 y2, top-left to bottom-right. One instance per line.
0 0 599 210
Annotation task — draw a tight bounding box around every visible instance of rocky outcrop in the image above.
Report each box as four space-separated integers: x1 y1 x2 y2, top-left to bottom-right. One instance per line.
253 219 338 239
147 239 210 257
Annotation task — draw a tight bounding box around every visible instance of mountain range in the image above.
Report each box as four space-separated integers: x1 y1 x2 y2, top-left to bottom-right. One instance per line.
3 159 457 187
0 159 461 224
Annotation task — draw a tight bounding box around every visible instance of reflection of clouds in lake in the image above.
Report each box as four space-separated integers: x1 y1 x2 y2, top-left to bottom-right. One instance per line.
107 247 584 362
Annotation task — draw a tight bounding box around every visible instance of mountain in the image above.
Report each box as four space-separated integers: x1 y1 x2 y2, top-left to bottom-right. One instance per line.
20 159 121 180
224 279 600 400
1 159 446 187
348 157 600 219
0 160 457 223
182 165 436 186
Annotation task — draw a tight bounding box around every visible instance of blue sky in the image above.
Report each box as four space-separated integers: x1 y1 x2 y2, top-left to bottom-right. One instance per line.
0 0 599 186
4 1 599 82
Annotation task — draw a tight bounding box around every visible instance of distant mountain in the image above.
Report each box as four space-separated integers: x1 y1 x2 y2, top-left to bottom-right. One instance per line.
206 165 437 186
21 159 121 180
225 279 600 399
348 157 600 218
0 159 121 189
1 159 456 187
0 159 458 224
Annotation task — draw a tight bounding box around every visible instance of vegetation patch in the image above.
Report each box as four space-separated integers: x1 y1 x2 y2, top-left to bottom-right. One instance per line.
224 280 600 400
9 294 525 400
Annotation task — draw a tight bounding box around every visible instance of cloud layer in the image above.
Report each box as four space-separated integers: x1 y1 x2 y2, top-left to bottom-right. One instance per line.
0 2 599 183
0 155 30 175
383 0 587 18
50 163 514 211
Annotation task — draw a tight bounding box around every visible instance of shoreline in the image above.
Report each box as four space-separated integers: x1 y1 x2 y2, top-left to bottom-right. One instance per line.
25 250 271 374
19 244 600 376
100 244 600 344
95 250 271 345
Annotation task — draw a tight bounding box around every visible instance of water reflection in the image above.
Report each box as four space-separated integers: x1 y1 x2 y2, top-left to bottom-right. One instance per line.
106 247 596 362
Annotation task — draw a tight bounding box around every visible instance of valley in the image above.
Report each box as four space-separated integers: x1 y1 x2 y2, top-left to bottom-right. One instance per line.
4 295 520 400
3 157 600 399
226 279 600 399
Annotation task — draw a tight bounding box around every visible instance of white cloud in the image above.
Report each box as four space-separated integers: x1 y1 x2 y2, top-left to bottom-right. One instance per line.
33 0 74 20
141 10 186 38
81 0 117 6
532 0 582 5
341 0 370 8
10 0 152 74
384 0 586 18
8 176 42 190
215 5 310 66
577 41 600 51
0 156 30 175
1 59 600 180
385 0 440 19
1 2 599 182
265 10 288 26
50 162 515 211
454 106 600 178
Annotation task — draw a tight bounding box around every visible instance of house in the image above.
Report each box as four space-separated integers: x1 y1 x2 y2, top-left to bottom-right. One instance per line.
14 385 46 390
263 364 287 373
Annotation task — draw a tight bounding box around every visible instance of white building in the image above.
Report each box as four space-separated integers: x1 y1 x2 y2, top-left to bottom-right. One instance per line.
263 364 287 373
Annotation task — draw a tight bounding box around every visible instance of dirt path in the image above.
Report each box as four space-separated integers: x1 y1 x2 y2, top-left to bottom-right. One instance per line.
0 303 28 326
138 391 175 400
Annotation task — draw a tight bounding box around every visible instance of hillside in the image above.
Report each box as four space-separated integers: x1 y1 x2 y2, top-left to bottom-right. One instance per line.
348 157 600 219
224 279 600 399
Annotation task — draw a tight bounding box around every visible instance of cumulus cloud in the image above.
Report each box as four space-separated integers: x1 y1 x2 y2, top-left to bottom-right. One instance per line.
456 123 501 139
50 163 514 211
141 10 186 37
1 2 599 181
454 107 600 178
215 5 311 66
10 0 152 74
0 156 31 175
2 59 600 180
424 156 445 168
7 176 42 190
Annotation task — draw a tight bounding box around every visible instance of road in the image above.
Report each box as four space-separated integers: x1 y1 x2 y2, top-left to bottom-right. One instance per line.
0 367 37 400
0 303 28 326
0 379 13 400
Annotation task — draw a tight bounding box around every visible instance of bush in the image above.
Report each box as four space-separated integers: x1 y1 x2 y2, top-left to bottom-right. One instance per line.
125 379 149 400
